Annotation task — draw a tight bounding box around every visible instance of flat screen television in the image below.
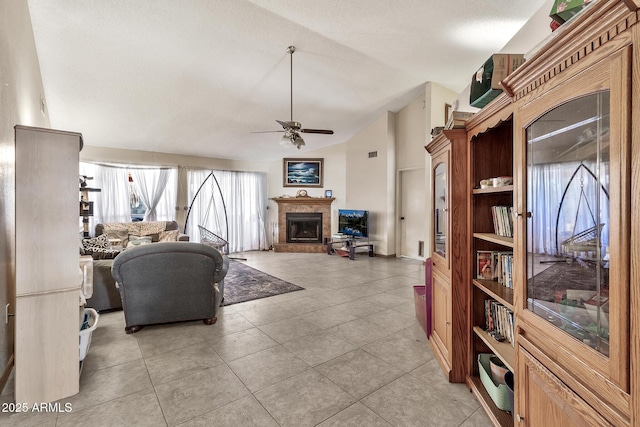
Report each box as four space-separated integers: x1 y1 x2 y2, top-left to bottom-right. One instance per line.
338 209 369 238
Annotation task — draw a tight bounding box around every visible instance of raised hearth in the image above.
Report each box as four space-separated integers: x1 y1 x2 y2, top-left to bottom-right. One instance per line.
272 197 334 253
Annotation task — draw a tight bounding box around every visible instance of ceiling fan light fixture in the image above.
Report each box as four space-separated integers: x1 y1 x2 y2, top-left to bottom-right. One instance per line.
280 133 293 146
292 133 305 149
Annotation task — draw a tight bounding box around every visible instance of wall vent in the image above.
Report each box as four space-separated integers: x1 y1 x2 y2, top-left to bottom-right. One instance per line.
368 151 378 158
418 240 424 257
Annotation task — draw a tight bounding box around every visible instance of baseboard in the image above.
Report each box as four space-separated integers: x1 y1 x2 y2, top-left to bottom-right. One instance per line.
374 253 396 258
0 354 14 395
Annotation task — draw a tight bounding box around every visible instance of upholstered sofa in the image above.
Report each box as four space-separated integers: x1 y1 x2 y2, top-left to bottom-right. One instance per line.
111 242 229 333
85 220 188 311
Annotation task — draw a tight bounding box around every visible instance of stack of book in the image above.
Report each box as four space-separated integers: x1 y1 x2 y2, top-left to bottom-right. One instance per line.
484 299 514 346
476 250 514 288
491 206 514 238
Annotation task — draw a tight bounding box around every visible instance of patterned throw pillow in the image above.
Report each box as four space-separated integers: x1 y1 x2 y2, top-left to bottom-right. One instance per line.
82 234 111 250
87 248 121 260
159 230 179 242
82 234 120 259
126 235 153 249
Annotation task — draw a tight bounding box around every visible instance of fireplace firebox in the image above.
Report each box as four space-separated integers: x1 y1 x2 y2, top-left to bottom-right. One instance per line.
286 213 322 243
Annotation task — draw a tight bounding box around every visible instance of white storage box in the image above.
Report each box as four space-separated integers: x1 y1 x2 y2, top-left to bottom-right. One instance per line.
79 308 99 362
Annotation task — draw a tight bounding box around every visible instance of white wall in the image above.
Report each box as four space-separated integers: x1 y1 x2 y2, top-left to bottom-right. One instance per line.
339 113 396 255
0 0 52 391
396 91 428 259
265 142 347 244
396 93 426 170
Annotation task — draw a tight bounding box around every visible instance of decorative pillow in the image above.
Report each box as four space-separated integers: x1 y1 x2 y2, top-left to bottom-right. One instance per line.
82 234 111 250
87 248 121 260
126 235 153 249
82 234 119 259
159 230 179 242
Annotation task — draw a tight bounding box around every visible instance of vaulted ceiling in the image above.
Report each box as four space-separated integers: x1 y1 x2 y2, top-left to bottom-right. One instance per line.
27 0 548 161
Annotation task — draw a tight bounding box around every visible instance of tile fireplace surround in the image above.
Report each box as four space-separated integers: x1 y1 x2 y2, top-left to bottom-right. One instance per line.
272 197 334 253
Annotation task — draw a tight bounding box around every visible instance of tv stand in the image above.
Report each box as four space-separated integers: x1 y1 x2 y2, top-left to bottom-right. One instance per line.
327 236 374 260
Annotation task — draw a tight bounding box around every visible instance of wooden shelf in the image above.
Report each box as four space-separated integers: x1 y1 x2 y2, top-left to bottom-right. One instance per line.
473 279 514 309
473 233 513 247
468 375 514 427
473 185 513 195
473 326 515 372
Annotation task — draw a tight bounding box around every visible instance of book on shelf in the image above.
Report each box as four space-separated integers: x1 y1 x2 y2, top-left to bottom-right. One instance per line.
484 298 515 347
497 252 514 288
476 250 513 288
477 251 494 280
491 205 514 238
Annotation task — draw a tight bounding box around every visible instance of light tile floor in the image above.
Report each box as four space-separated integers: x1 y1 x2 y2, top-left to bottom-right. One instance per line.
1 251 492 426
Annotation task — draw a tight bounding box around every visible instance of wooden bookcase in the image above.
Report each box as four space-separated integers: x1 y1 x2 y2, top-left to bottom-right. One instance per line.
456 1 640 425
465 94 516 427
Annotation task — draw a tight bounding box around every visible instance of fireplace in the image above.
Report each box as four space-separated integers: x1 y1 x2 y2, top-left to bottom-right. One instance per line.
272 196 334 253
286 213 322 243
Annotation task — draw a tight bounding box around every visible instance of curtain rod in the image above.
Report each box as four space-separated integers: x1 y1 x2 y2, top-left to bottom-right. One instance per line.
82 161 176 171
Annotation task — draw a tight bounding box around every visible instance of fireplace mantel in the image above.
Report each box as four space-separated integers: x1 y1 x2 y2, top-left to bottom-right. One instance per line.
272 197 334 253
272 197 335 205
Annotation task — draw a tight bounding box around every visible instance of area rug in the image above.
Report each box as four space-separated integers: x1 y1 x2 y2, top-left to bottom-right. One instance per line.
528 260 605 302
222 260 304 306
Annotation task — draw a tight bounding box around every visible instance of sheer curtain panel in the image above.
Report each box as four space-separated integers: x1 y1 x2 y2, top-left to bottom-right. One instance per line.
131 167 177 221
186 169 268 252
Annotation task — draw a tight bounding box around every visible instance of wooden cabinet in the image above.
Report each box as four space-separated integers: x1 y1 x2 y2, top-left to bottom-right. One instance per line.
517 345 611 427
506 2 638 425
458 1 640 425
425 128 468 383
12 126 82 404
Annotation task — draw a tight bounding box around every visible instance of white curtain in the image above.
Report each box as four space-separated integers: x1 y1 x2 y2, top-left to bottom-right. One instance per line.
528 161 609 256
186 169 268 252
131 167 177 221
79 163 131 229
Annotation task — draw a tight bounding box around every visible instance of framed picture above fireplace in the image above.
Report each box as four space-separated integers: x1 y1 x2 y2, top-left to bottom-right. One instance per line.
283 158 323 188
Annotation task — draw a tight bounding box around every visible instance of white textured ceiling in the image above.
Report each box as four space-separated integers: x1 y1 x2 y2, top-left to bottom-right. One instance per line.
27 0 547 161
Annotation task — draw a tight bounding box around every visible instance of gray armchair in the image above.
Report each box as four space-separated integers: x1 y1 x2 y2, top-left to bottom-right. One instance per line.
111 242 229 333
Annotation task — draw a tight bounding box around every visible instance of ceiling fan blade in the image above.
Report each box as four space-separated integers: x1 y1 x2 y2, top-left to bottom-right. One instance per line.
276 120 293 130
251 130 285 134
300 128 334 135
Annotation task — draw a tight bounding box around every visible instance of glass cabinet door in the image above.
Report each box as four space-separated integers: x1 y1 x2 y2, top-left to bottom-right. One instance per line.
433 158 448 259
525 92 610 355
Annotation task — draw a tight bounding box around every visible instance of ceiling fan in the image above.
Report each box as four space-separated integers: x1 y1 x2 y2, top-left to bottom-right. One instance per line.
255 46 334 149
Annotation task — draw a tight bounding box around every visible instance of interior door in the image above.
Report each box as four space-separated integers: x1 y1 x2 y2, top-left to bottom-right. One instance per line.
399 168 426 259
